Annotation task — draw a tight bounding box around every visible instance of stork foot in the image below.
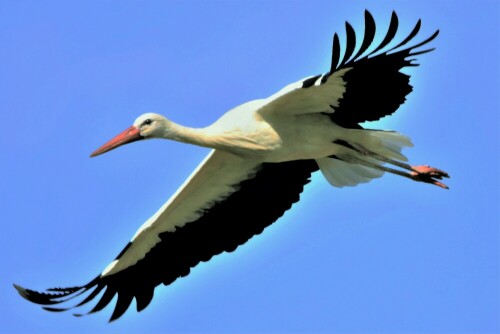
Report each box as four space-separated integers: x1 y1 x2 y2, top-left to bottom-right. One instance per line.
411 165 449 179
410 165 450 189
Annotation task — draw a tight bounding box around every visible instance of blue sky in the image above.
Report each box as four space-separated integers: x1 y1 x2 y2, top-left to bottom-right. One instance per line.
1 1 498 333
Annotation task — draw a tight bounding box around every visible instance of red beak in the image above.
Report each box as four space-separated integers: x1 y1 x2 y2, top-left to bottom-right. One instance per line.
90 126 143 157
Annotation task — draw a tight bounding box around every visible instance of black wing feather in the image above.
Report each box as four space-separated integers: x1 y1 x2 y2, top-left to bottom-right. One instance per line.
135 287 154 312
407 29 440 53
330 33 341 72
89 286 115 314
325 11 438 128
339 21 356 66
110 292 134 321
14 160 318 321
370 11 399 55
75 285 105 307
389 19 422 52
352 10 376 60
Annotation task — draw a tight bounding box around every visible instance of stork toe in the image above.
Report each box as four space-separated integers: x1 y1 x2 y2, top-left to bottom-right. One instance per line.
409 166 450 189
411 165 450 179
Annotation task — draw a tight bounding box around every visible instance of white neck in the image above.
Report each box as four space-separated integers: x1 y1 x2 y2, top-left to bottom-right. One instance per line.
162 122 215 149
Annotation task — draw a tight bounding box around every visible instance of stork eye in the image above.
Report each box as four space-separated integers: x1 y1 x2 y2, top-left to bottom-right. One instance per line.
142 119 153 126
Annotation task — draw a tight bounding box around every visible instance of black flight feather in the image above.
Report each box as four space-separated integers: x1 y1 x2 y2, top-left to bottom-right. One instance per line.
326 11 438 128
352 10 376 61
14 160 318 321
370 11 399 55
330 33 341 72
340 21 356 66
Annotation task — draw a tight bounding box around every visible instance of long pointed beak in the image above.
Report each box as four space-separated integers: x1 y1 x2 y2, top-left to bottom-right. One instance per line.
90 126 143 158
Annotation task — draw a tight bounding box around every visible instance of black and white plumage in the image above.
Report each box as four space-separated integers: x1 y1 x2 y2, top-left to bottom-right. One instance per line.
15 11 448 321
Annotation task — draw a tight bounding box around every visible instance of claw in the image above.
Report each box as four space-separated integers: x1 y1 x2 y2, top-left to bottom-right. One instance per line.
430 179 449 189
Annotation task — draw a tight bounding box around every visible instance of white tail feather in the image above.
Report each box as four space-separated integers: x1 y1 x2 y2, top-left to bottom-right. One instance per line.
367 131 413 161
316 157 384 188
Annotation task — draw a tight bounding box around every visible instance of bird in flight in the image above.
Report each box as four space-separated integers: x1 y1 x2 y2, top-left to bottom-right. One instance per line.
15 10 448 321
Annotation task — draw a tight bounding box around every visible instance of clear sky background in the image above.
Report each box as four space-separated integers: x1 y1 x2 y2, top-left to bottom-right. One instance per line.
1 1 498 333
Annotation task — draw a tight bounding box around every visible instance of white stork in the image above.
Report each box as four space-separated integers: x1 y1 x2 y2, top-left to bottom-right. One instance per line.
15 11 448 321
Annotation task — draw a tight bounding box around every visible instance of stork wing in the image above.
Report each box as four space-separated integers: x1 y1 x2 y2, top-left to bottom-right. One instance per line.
258 11 439 128
14 151 318 321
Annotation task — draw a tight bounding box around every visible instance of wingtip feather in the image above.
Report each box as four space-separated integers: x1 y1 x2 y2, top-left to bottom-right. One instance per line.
13 283 27 298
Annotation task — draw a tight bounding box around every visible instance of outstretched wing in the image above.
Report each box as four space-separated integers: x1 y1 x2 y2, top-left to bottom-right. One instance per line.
258 10 439 128
14 151 318 321
329 10 439 127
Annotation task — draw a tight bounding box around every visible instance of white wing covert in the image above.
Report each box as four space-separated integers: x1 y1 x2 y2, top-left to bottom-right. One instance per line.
257 68 349 116
102 150 261 276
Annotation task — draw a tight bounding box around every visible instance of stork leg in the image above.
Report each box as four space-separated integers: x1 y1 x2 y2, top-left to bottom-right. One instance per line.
351 143 450 179
333 140 449 189
343 155 449 189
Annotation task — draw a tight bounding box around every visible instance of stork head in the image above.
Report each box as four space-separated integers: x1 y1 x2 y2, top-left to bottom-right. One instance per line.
90 113 172 157
133 113 172 138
